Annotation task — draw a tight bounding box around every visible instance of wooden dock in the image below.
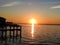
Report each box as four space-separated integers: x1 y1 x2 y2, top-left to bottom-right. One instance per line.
0 17 22 43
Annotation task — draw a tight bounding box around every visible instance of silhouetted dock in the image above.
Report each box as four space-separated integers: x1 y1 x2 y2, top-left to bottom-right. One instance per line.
0 17 22 43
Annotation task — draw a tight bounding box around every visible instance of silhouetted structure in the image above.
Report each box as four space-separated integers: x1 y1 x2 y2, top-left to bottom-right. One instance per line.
0 17 6 27
0 17 22 43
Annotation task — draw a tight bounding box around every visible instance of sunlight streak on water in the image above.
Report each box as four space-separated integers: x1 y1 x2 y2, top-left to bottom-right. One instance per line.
30 18 36 38
31 23 34 38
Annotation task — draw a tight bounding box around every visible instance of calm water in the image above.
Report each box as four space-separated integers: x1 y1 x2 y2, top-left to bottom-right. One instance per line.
0 24 60 45
21 24 60 44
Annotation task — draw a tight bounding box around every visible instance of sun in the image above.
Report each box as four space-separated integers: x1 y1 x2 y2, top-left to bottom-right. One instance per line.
30 18 37 24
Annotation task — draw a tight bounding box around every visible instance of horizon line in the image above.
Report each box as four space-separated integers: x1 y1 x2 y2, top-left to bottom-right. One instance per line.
17 23 60 25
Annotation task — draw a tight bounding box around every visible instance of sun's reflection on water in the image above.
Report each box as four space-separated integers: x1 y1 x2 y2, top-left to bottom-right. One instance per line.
29 18 37 38
31 23 34 38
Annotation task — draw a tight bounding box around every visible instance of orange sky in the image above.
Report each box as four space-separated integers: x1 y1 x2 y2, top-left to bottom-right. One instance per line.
0 0 60 24
5 15 60 24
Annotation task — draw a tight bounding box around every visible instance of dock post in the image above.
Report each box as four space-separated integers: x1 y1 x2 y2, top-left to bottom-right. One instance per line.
9 26 11 40
5 27 7 45
13 27 15 42
20 26 22 43
16 27 18 39
5 26 7 39
1 30 3 39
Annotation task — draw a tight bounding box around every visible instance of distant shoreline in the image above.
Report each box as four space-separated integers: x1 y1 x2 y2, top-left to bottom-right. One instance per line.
18 23 60 25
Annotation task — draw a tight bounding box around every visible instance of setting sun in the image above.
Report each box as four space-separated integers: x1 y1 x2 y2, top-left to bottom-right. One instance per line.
30 18 37 24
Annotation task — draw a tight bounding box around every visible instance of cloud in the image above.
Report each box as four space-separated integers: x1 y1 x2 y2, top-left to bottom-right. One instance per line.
50 5 60 9
0 1 33 7
0 2 20 7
